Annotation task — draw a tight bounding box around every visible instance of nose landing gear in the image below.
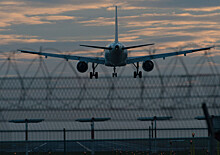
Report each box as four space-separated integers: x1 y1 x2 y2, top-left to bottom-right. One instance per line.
112 67 117 77
133 62 142 78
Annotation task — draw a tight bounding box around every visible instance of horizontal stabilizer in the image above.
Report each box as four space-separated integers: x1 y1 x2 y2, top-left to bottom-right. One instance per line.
122 43 154 50
80 44 112 50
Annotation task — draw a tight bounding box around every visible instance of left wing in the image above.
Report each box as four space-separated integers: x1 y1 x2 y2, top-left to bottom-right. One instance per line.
80 44 112 50
18 50 105 64
127 46 214 64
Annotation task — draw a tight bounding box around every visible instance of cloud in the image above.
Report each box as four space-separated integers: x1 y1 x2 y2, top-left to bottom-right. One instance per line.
174 13 220 17
0 1 25 5
0 1 114 16
0 0 219 56
0 34 56 45
0 1 116 28
39 16 76 21
0 13 77 28
0 12 51 27
184 6 220 12
107 6 149 11
78 17 114 26
78 11 220 29
138 12 220 18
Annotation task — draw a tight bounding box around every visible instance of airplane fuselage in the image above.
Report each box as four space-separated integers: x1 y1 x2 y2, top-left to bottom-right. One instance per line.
104 42 127 67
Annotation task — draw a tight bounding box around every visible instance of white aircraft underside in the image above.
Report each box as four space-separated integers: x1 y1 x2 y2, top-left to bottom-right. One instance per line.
19 6 214 79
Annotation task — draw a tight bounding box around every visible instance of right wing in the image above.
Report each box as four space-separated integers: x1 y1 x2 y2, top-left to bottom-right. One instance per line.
127 46 214 64
18 50 105 64
122 43 154 50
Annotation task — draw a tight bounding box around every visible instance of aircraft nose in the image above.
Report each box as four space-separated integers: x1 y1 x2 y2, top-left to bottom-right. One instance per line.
115 45 119 50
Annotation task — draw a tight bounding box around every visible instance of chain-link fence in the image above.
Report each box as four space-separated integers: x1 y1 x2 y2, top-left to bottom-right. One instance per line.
0 49 219 154
0 128 219 154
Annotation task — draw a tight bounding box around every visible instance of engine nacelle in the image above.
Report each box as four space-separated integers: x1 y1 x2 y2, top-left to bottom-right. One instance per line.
142 60 154 72
77 61 88 73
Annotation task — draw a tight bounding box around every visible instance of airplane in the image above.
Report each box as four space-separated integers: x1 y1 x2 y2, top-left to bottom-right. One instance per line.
18 6 214 79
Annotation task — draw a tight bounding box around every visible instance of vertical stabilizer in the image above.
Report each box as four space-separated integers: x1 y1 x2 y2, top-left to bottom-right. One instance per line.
115 6 118 43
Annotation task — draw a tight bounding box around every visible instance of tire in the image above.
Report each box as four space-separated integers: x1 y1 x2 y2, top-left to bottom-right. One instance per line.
134 71 137 78
139 71 142 78
95 72 98 79
90 72 93 79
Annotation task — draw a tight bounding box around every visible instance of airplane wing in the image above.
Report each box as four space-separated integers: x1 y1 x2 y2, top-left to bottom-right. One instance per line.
18 50 105 64
80 44 112 50
126 46 214 64
122 43 154 50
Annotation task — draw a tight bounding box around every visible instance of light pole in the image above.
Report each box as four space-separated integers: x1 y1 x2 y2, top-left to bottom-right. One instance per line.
75 117 111 155
9 119 44 155
137 116 172 154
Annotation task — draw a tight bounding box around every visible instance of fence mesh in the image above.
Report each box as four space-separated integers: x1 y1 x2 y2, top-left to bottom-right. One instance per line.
0 49 219 154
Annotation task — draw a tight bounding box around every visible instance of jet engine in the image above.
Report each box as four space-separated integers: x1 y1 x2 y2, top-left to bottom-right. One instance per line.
142 60 154 72
77 61 88 73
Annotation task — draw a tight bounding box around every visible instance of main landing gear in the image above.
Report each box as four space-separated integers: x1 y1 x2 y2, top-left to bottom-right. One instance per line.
133 62 142 78
89 63 142 78
90 63 98 79
112 67 117 77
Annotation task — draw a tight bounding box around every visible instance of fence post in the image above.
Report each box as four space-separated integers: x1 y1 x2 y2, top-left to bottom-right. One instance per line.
192 133 195 155
149 126 151 155
25 120 28 155
218 141 220 155
190 140 193 155
63 128 66 155
170 141 172 155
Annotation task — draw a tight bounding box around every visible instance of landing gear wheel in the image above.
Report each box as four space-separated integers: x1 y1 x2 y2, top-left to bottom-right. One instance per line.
112 73 117 77
133 62 142 78
95 72 98 79
134 71 137 78
90 72 98 79
90 63 99 79
112 67 117 78
139 71 142 78
90 72 93 79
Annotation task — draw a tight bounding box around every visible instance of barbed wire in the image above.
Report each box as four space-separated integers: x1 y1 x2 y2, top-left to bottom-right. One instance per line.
0 47 219 127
